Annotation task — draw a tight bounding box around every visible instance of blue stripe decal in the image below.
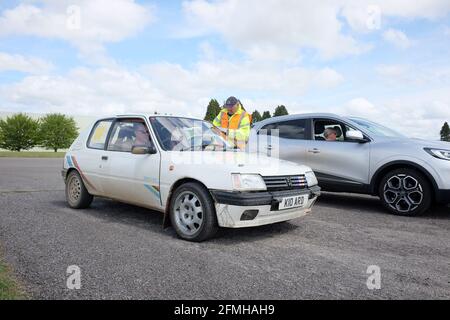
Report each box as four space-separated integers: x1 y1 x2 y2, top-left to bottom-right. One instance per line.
144 184 160 199
66 155 74 168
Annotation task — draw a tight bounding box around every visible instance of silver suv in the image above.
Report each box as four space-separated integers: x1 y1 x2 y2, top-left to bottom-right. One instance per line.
250 113 450 216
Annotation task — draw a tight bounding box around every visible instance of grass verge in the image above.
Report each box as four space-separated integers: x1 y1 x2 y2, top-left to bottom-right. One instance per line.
0 257 26 300
0 151 65 158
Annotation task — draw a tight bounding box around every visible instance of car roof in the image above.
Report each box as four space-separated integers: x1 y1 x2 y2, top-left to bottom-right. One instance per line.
114 114 204 121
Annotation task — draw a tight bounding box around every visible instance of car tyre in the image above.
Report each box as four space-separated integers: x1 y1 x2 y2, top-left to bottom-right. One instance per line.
169 182 218 242
379 168 432 216
66 170 94 209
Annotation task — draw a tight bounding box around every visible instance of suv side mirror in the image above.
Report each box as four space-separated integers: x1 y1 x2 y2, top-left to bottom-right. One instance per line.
346 130 369 143
132 145 157 155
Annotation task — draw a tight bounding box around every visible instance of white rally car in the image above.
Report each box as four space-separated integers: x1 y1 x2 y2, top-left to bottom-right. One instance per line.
62 115 320 241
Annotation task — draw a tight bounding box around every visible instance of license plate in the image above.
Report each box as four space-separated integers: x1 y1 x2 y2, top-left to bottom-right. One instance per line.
278 195 308 211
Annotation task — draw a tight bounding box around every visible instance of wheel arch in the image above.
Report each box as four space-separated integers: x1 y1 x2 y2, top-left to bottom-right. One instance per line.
65 167 80 181
370 160 438 201
163 177 211 228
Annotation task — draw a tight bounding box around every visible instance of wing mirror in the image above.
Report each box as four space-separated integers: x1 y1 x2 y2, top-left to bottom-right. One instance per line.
346 130 369 143
131 145 157 155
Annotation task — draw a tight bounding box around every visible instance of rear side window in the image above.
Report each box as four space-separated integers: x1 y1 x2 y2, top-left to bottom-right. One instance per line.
87 120 113 149
260 119 307 140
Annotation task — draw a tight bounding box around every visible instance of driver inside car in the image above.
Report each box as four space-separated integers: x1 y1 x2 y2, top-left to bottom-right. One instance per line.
133 122 151 147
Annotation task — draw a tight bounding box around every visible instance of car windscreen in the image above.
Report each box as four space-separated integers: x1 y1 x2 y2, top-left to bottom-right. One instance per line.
149 117 236 151
348 117 405 138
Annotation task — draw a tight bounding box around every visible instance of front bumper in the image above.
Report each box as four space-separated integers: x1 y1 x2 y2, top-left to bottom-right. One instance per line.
210 186 320 228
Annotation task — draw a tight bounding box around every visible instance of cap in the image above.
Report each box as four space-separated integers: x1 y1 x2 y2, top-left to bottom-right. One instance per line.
224 96 239 108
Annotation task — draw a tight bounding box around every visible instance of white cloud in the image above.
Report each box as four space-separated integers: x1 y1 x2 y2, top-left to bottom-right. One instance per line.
0 0 154 62
383 28 412 49
0 52 53 74
340 90 450 140
180 0 450 60
143 60 344 98
376 64 409 78
181 0 367 60
341 0 450 32
0 59 344 119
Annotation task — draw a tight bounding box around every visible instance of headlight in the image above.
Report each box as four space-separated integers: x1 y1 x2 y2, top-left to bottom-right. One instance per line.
305 171 318 187
424 148 450 161
231 174 266 191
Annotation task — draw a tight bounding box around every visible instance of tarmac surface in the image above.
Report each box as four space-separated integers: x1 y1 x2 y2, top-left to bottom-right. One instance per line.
0 158 449 299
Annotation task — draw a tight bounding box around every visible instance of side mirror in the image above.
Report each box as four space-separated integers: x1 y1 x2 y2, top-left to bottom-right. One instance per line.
131 145 157 155
346 130 368 143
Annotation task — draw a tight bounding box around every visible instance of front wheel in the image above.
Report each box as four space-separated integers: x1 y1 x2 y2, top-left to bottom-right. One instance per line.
379 168 432 216
66 170 93 209
169 182 218 242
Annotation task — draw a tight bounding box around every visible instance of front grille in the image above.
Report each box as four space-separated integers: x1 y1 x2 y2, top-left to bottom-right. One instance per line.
263 175 307 191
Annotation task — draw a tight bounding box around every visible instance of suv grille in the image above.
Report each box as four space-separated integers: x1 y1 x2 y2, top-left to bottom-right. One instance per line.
263 175 307 191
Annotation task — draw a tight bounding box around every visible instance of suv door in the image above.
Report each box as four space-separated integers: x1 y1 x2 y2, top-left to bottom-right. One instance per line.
257 118 311 162
305 118 371 192
102 118 162 209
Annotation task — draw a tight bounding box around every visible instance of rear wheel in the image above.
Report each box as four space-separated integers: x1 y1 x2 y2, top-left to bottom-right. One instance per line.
66 170 93 209
169 182 218 242
379 168 432 216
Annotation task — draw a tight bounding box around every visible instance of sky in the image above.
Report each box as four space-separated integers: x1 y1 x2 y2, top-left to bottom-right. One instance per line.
0 0 449 140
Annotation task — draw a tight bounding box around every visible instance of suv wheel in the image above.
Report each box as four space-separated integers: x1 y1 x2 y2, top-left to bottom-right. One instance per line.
169 182 218 242
66 170 94 209
379 168 432 216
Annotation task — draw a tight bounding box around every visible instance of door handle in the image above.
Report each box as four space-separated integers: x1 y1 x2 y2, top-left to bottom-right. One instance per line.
308 148 321 154
266 145 273 150
101 156 108 161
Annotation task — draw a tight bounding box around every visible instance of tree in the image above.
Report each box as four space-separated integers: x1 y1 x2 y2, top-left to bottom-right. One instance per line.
440 122 450 142
251 110 262 124
204 99 221 122
39 113 78 152
0 113 40 152
261 111 272 120
273 105 289 117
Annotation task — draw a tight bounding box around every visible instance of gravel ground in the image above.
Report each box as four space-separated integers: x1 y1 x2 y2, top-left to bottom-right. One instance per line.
0 158 449 299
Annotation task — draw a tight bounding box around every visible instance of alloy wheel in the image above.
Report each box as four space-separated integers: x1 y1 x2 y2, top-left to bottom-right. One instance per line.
383 174 424 213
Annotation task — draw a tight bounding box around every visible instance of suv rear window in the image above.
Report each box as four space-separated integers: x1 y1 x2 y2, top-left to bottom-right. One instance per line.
88 120 113 149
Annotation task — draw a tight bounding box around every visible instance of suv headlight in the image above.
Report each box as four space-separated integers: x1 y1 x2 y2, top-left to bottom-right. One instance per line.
424 148 450 161
305 171 318 187
231 174 266 191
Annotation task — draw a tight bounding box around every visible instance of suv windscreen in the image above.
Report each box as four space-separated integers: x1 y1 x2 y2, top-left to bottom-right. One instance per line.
150 117 235 151
348 117 405 138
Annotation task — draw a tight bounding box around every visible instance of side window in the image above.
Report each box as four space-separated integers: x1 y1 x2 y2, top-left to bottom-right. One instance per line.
276 119 307 140
107 120 151 152
258 120 307 140
258 123 277 135
314 119 358 142
87 120 113 150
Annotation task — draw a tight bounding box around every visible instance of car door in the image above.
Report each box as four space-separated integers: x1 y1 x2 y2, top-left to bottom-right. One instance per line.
256 118 310 163
305 118 371 192
74 118 114 195
101 117 162 209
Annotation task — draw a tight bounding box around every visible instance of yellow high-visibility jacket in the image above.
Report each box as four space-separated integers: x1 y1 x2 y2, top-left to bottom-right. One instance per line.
213 104 251 149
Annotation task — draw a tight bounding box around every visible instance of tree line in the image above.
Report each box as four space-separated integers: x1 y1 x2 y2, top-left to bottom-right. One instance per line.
203 99 289 124
0 113 78 152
